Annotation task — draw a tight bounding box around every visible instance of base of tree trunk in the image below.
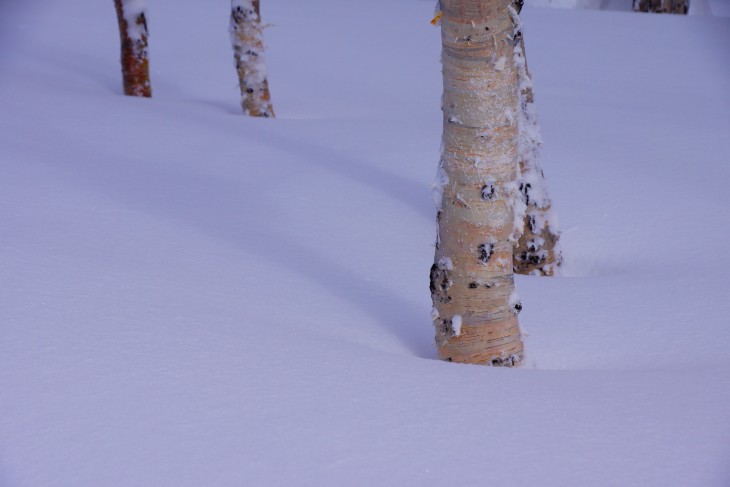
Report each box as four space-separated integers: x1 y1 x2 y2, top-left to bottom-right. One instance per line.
230 0 275 118
436 316 524 366
634 0 689 13
514 209 561 276
114 0 152 97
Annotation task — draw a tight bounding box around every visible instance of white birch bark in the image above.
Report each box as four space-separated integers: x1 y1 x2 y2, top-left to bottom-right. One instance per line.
431 0 525 366
230 0 274 118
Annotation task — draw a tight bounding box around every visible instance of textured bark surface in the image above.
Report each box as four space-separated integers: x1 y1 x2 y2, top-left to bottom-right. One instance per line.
514 194 561 275
431 0 525 366
634 0 689 13
230 0 274 118
113 0 151 97
512 25 561 276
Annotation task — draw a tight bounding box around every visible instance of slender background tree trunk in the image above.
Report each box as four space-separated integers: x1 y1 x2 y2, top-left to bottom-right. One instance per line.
512 19 561 276
230 0 274 118
113 0 151 97
431 0 525 366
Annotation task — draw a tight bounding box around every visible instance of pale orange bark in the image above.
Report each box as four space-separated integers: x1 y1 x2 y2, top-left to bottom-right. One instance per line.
431 0 525 367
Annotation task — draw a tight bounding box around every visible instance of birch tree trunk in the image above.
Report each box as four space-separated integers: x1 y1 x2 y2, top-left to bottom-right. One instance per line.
113 0 151 97
230 0 275 118
633 0 689 13
512 22 561 276
431 0 525 366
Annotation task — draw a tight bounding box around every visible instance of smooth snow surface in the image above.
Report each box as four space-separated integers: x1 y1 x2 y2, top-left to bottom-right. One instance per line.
1 1 730 486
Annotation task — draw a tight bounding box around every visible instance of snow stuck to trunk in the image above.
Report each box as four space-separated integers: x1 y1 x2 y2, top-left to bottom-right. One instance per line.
122 0 147 40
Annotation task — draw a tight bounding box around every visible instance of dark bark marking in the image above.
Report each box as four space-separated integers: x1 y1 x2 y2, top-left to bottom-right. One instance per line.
478 243 494 264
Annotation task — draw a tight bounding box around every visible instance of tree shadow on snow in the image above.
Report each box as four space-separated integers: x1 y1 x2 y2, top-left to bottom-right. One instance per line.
41 128 436 360
152 101 435 223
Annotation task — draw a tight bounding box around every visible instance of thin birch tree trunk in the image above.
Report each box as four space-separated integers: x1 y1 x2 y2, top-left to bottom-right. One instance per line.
113 0 151 97
512 18 561 277
230 0 275 118
431 0 526 366
633 0 689 13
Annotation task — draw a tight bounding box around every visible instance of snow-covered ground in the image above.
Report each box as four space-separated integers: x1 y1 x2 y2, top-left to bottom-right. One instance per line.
2 1 729 485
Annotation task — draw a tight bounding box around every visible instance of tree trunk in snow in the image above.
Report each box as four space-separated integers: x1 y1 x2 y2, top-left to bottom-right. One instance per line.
230 0 275 118
633 0 689 13
113 0 151 97
512 27 561 276
430 0 525 366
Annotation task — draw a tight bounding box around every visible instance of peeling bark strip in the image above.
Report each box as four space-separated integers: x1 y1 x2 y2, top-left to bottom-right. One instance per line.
230 0 274 118
113 0 151 97
633 0 689 13
510 10 561 277
430 0 525 367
